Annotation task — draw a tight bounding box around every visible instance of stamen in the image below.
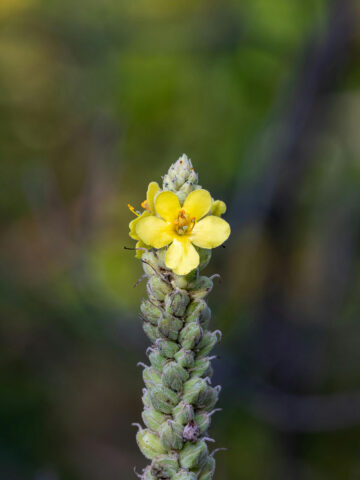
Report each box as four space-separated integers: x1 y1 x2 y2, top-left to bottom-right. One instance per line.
141 199 151 212
128 204 140 216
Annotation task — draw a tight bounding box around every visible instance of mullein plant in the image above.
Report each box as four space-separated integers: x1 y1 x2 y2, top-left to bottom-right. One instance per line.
128 155 230 480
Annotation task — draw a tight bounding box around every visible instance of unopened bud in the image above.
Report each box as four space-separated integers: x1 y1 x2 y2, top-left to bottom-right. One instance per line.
142 408 169 433
179 440 208 470
164 289 190 317
188 276 213 300
183 420 200 443
158 313 183 341
174 348 195 368
179 322 202 350
143 322 161 344
142 466 157 480
191 357 213 378
147 276 172 301
198 456 216 480
143 367 161 389
142 388 151 408
148 349 168 370
183 378 218 410
141 251 160 277
151 453 179 479
157 339 180 358
185 300 211 328
172 401 195 425
149 385 179 414
162 362 189 392
140 300 163 325
159 419 184 450
196 330 221 358
136 428 165 460
194 411 211 435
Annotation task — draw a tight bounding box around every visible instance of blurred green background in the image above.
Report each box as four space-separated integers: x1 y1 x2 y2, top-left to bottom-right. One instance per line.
1 0 360 479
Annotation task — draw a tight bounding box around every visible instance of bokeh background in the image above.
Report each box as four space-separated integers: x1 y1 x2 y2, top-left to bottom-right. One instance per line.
1 0 360 479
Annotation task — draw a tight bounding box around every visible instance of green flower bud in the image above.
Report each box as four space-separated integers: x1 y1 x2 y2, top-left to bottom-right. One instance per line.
159 420 184 450
141 299 163 325
149 385 179 414
194 411 211 435
158 313 183 341
143 322 161 344
142 408 169 432
162 154 199 201
164 289 190 317
196 330 221 358
157 339 180 358
147 276 172 301
151 453 179 479
179 440 208 470
185 300 211 328
191 357 213 378
143 367 162 389
198 456 216 480
172 471 197 480
141 251 159 277
172 401 195 425
182 379 218 410
171 275 188 290
179 322 202 350
174 348 195 369
136 428 166 460
142 388 152 408
197 248 212 271
162 362 189 392
148 348 168 371
188 276 213 300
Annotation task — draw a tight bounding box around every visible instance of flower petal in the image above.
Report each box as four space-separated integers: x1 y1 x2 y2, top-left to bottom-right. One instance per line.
146 181 160 213
183 189 211 220
136 216 173 249
211 199 226 217
165 238 200 276
135 240 149 258
155 191 181 222
129 211 150 240
191 216 230 248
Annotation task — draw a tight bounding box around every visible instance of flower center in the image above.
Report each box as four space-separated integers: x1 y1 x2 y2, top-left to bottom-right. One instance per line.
174 209 196 235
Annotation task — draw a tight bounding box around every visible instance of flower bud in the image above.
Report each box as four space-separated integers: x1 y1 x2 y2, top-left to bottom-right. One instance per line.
188 276 213 300
179 322 202 350
185 300 211 328
142 251 160 277
194 411 211 435
151 453 179 479
143 367 161 389
159 419 184 450
142 388 151 408
198 248 212 271
196 330 221 358
172 401 195 425
157 339 180 358
164 289 190 317
162 361 189 392
142 408 169 432
191 357 213 378
143 322 161 344
147 276 172 301
140 299 163 325
198 456 216 480
171 275 188 290
148 349 168 371
149 385 179 414
179 440 208 470
172 471 197 480
183 419 200 443
158 313 183 341
163 154 199 193
182 378 218 410
174 348 195 369
136 428 165 460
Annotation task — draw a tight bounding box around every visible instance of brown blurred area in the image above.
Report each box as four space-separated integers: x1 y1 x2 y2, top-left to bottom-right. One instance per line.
1 0 360 479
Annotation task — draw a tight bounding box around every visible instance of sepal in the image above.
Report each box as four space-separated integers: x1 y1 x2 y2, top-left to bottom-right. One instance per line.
178 440 208 470
136 428 165 460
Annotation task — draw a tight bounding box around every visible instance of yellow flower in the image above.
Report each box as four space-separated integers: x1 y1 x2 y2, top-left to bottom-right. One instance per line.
128 181 160 258
135 189 230 275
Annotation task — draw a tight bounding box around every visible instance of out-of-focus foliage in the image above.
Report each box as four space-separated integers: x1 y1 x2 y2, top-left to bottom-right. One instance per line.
1 0 360 479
